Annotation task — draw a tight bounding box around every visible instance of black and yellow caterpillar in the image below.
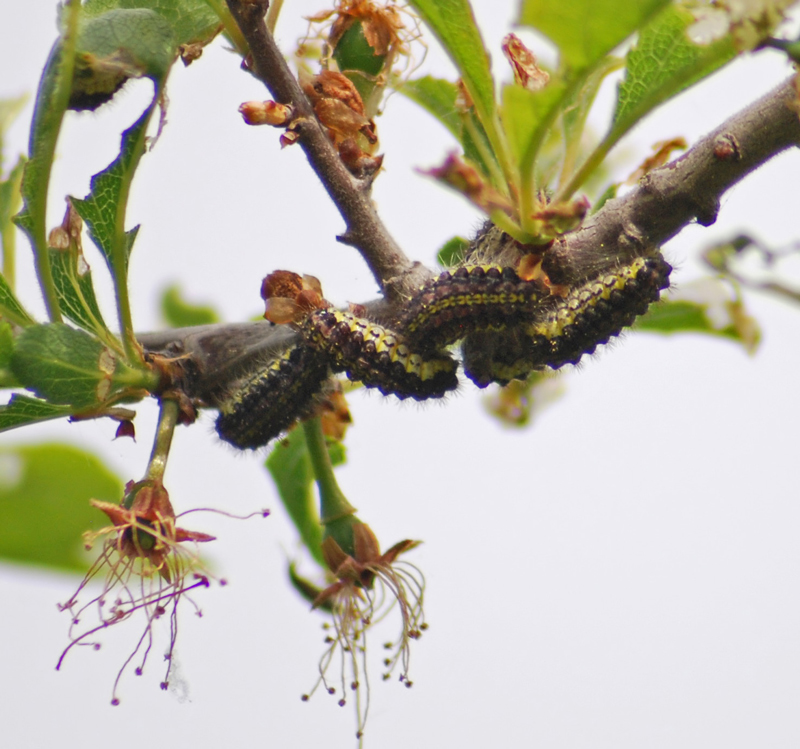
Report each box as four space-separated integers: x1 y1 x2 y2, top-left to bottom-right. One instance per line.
215 309 459 449
397 264 547 350
462 254 672 387
216 241 672 447
215 341 330 450
301 308 459 400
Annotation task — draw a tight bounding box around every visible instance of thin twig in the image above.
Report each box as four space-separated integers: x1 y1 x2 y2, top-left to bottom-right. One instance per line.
225 0 431 302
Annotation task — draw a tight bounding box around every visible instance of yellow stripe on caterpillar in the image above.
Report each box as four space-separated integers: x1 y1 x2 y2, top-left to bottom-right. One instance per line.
302 309 458 400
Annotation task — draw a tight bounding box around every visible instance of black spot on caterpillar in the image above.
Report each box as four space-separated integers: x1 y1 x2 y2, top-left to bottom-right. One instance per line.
463 254 672 387
397 265 548 350
215 342 331 449
301 309 458 400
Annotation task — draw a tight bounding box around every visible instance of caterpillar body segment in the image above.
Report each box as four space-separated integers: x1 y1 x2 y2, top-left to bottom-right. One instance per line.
215 342 330 449
463 254 673 387
398 264 548 350
302 309 459 400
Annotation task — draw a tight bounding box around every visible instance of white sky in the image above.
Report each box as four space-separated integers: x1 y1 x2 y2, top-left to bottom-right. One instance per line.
2 2 800 748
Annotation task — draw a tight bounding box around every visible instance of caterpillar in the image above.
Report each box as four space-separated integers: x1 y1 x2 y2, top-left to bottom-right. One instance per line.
215 341 331 449
301 308 458 400
397 264 548 350
462 254 673 387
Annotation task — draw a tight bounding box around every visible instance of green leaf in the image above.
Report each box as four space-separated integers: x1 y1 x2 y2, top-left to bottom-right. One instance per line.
160 284 220 327
71 106 149 280
0 394 73 432
612 5 736 137
560 56 623 180
266 427 346 568
400 76 462 139
49 231 113 344
0 155 26 285
15 2 83 322
436 235 470 266
634 281 760 353
333 20 387 108
400 76 496 177
518 0 670 74
501 81 567 174
81 0 221 48
404 1 499 154
0 443 123 572
0 272 36 327
0 322 12 369
68 8 175 109
9 323 149 409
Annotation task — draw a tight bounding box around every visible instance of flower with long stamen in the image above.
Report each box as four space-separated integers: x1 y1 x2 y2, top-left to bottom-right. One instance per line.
57 479 218 704
302 519 427 741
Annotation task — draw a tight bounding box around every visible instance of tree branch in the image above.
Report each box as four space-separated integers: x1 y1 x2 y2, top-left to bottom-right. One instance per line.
541 76 800 284
224 0 431 302
141 77 800 400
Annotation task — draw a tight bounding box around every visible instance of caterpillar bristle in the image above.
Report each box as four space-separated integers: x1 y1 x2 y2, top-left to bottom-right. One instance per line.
302 309 459 400
462 255 672 387
398 265 547 350
215 343 331 449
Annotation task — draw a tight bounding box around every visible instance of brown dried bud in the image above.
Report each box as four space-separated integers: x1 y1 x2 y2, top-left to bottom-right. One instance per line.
338 138 384 179
318 383 353 442
502 34 549 92
179 43 204 66
115 420 136 440
280 129 301 148
261 270 304 301
303 70 365 116
239 100 293 126
531 196 589 235
455 79 474 112
421 153 512 213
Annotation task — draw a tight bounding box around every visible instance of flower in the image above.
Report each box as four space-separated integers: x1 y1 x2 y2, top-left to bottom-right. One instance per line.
302 521 427 741
56 479 217 704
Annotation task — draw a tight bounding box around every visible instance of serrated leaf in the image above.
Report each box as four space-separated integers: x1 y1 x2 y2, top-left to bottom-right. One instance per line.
0 273 35 327
436 235 469 267
0 394 73 432
501 81 567 172
48 208 114 344
612 5 736 137
519 0 670 74
160 284 219 327
71 107 150 280
81 0 222 48
9 323 139 409
0 443 123 572
405 0 497 148
266 427 346 568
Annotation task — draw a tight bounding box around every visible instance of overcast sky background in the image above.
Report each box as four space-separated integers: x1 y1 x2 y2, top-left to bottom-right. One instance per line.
2 2 800 747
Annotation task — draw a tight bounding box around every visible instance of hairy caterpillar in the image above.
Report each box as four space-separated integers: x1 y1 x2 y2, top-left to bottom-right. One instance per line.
397 264 548 350
215 342 331 449
462 254 673 387
301 308 459 400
